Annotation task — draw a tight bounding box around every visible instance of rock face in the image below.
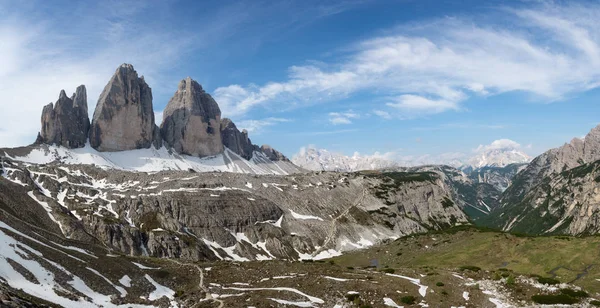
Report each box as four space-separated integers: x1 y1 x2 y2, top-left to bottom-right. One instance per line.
89 64 157 151
502 125 600 204
220 118 257 160
261 145 289 162
480 124 600 235
161 77 223 157
465 163 528 192
36 86 90 148
1 160 476 262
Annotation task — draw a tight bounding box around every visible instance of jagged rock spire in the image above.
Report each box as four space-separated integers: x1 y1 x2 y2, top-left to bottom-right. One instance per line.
89 64 159 151
160 77 223 157
36 85 90 148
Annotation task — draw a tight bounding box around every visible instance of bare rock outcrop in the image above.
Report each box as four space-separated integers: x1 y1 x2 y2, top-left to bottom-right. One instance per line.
161 77 223 157
503 124 600 203
220 118 257 160
261 145 289 161
89 64 157 151
35 86 90 148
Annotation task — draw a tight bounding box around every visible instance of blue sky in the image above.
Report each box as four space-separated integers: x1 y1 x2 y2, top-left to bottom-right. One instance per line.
1 0 600 163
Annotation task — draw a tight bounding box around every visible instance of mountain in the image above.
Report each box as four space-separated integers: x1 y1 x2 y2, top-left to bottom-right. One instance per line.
0 154 472 263
463 163 529 192
161 77 223 157
482 124 600 235
466 139 531 168
35 86 90 149
293 141 531 174
292 147 399 172
407 165 501 220
90 64 160 151
24 64 296 175
0 62 548 306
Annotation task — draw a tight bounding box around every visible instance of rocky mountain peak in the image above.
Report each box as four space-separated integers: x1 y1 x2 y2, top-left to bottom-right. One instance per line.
89 63 159 151
220 118 257 160
35 86 90 149
161 77 223 157
72 85 87 113
260 145 289 162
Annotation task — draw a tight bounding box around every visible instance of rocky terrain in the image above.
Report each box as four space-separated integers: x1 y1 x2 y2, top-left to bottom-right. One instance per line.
0 154 477 262
481 124 600 235
503 125 600 205
0 148 514 307
463 163 528 192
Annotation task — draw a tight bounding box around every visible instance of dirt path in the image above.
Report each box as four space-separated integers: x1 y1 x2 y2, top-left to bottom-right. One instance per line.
163 259 224 308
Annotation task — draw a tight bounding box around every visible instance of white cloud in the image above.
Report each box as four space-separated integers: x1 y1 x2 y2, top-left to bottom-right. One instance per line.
328 110 359 125
372 110 392 119
386 95 459 114
474 139 522 153
214 2 600 118
235 117 290 134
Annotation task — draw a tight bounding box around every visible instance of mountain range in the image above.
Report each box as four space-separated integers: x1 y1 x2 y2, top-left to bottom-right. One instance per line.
292 142 531 172
1 63 600 306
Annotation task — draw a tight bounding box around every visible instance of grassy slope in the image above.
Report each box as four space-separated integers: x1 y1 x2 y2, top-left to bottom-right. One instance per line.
333 227 600 293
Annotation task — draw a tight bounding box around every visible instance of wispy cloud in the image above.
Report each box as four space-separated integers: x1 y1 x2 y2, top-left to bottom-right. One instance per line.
291 129 360 136
410 122 508 132
372 110 392 120
328 110 360 125
236 117 291 134
215 2 600 118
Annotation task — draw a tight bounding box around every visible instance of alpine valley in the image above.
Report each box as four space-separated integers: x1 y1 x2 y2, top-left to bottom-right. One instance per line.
1 64 600 307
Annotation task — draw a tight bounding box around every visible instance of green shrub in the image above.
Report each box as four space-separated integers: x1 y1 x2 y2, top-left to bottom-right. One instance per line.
381 268 395 274
560 289 588 298
436 282 444 287
459 265 481 272
346 293 360 302
531 294 578 305
537 277 560 285
590 300 600 306
400 296 416 305
346 266 354 270
441 197 455 208
441 290 448 296
506 275 515 286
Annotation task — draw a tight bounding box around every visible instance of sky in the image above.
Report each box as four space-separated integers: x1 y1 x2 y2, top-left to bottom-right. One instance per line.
1 0 600 163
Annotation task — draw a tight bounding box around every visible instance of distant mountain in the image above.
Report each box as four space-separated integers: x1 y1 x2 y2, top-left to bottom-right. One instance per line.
293 141 531 173
292 147 399 172
465 139 531 169
464 163 528 192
